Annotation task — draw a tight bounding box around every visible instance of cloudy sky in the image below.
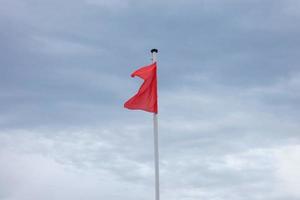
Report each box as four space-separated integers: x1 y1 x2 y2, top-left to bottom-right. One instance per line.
1 0 300 199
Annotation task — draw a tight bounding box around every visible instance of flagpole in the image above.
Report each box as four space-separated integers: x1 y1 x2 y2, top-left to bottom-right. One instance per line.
151 48 160 200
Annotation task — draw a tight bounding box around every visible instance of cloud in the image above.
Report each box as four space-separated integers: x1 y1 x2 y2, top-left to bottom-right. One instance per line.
0 150 149 200
30 36 102 56
0 129 154 200
275 145 300 198
0 0 300 199
85 0 131 9
0 127 291 200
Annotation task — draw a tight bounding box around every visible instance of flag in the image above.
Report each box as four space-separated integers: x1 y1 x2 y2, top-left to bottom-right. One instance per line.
124 62 158 113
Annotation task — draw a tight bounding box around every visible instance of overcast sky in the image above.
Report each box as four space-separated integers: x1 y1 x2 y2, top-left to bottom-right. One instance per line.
1 0 300 200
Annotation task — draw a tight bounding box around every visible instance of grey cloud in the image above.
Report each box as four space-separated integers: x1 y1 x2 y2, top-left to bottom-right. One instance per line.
1 0 300 199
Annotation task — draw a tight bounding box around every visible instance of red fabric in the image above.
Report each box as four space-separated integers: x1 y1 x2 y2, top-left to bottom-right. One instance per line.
124 62 158 113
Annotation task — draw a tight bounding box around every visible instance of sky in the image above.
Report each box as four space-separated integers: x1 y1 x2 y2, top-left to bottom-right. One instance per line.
1 0 300 199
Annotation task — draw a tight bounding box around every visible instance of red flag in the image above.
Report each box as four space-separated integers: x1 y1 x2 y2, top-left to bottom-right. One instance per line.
124 62 158 113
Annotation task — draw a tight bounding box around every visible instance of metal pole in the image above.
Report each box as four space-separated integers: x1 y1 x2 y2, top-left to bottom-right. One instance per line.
151 48 160 200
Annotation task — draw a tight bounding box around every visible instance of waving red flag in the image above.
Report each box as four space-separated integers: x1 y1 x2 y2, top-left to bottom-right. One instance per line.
124 62 158 113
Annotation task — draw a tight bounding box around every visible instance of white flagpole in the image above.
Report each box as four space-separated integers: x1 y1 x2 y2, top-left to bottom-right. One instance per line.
151 48 160 200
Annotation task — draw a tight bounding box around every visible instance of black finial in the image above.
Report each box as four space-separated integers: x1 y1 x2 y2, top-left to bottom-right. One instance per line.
151 49 158 53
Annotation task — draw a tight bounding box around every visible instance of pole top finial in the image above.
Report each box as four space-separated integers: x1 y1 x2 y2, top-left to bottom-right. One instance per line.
151 49 158 53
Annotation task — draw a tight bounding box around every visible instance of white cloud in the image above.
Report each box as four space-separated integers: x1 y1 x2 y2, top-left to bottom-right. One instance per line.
0 129 153 200
275 145 300 198
0 150 148 200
